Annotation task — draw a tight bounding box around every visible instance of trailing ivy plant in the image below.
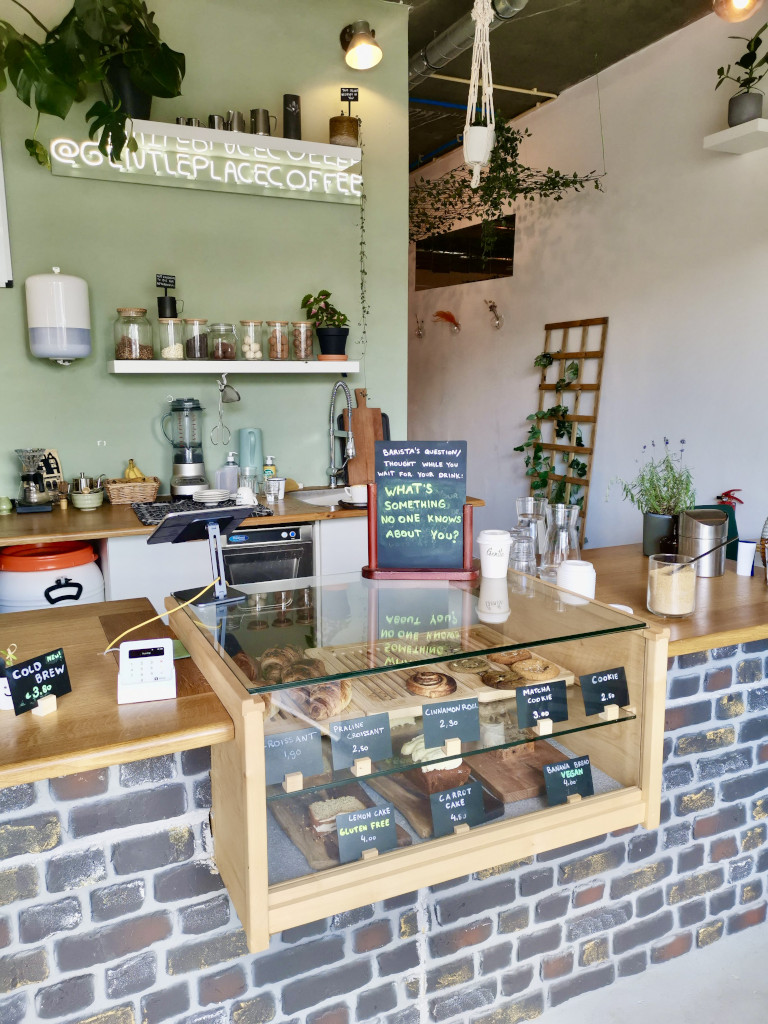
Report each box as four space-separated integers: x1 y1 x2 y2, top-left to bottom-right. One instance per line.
409 118 603 259
513 356 586 506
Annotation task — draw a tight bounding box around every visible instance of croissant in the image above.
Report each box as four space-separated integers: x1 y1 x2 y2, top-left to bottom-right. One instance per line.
260 645 303 682
284 680 352 720
230 650 274 717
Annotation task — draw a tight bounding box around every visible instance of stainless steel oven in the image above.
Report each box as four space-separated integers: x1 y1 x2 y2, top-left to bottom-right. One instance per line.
222 522 313 587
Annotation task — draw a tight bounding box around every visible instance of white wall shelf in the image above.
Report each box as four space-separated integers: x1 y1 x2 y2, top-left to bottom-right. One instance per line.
703 118 768 154
107 360 359 375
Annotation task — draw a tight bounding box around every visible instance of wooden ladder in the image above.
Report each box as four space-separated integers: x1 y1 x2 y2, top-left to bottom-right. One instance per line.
531 316 609 542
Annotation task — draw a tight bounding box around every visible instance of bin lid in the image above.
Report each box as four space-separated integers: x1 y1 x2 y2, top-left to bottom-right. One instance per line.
678 509 728 535
0 541 97 572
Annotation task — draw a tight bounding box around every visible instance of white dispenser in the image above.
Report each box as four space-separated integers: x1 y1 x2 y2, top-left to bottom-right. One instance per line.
25 267 91 365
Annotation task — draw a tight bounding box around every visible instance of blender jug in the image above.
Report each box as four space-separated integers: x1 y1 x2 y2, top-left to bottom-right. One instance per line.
541 504 581 578
162 398 209 498
238 428 263 484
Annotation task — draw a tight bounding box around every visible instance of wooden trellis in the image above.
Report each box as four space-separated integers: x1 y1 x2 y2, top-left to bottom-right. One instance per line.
530 317 608 542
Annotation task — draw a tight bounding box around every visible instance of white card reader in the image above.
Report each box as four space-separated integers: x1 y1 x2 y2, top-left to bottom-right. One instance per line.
117 639 176 705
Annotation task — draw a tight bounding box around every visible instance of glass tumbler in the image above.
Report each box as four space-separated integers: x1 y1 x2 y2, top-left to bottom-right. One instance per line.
541 504 581 576
509 528 537 575
647 554 696 618
515 496 547 562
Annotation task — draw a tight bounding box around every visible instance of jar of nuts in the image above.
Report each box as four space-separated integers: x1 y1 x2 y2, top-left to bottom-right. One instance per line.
157 318 184 360
183 318 209 359
114 308 154 360
210 323 238 360
291 321 314 360
266 320 290 360
240 321 263 360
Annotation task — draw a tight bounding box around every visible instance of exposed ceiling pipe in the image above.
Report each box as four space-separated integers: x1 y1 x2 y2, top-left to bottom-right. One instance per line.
408 0 530 90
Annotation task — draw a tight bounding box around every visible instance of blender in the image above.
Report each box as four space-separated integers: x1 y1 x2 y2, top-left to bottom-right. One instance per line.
15 448 52 510
161 398 209 498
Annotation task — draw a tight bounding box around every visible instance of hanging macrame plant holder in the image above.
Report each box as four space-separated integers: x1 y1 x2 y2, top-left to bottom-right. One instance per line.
463 0 496 188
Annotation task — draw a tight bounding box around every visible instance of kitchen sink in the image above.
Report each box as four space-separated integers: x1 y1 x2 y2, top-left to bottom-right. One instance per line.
293 488 346 506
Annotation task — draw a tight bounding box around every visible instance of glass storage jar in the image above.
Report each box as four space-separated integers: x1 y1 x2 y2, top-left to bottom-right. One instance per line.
240 320 263 361
157 318 184 360
265 321 290 360
183 318 209 360
210 322 238 360
114 308 153 360
291 321 314 360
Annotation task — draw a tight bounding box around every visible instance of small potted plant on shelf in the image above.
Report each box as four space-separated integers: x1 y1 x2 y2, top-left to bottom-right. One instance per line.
300 289 349 358
612 438 696 556
716 21 768 126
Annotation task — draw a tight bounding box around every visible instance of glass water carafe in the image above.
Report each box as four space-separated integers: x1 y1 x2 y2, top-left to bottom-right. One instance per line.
541 504 581 578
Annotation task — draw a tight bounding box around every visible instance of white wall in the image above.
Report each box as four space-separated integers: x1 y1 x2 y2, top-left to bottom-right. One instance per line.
410 12 768 547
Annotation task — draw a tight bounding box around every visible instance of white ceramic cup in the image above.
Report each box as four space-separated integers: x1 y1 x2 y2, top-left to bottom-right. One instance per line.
736 540 757 577
235 486 256 506
556 559 596 599
344 484 368 505
477 529 512 578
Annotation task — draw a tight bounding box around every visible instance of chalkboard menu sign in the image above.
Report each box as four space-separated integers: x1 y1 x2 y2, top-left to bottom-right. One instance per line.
7 648 71 716
337 803 397 863
264 728 323 786
579 667 630 716
374 442 467 570
430 780 485 837
515 680 568 729
543 755 594 805
329 713 392 770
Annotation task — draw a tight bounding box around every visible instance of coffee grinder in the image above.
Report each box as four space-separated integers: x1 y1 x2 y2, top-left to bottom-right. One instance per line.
161 398 209 498
15 448 53 511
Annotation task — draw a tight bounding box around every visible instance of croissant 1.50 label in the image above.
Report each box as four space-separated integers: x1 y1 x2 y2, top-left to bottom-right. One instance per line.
515 680 568 729
264 728 323 786
7 648 71 716
579 666 630 716
430 781 485 837
337 803 397 863
422 697 480 747
543 756 594 805
329 713 392 770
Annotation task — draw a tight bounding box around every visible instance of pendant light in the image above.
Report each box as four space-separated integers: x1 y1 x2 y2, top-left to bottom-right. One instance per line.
713 0 764 22
463 0 496 188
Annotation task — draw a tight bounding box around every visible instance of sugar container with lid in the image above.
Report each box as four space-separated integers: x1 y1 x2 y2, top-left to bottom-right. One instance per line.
114 308 153 360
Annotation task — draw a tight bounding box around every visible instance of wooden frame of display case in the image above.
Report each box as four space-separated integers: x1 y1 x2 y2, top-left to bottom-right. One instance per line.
168 597 668 953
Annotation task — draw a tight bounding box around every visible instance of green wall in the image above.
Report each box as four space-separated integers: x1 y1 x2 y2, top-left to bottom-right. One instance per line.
0 0 408 497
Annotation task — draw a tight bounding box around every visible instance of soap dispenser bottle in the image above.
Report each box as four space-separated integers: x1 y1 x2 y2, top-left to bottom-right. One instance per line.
215 452 240 493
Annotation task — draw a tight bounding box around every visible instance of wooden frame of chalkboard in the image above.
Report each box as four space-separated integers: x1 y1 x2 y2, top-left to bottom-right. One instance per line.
362 484 479 581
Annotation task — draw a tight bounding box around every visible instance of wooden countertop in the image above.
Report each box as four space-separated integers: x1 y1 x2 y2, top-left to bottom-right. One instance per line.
0 598 234 786
587 544 768 655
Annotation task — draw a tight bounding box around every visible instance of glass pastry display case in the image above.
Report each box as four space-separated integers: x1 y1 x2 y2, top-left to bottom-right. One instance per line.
169 571 668 952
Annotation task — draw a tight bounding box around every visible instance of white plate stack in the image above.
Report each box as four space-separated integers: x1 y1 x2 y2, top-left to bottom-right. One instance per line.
193 488 231 505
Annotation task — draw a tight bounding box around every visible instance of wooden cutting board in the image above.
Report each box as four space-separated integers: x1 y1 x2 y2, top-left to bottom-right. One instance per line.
343 388 384 485
468 740 564 803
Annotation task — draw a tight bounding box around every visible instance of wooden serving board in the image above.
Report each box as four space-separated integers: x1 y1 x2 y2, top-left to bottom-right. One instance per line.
269 781 411 870
468 740 564 803
367 771 504 839
342 388 384 485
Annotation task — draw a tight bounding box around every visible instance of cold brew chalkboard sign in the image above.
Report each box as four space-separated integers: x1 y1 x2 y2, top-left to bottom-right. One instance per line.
374 442 467 570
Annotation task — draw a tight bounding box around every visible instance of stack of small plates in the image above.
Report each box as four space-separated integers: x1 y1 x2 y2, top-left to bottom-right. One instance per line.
193 488 231 505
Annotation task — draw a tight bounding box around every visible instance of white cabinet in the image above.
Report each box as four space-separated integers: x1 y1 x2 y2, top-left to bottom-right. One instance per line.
314 517 369 576
100 535 212 616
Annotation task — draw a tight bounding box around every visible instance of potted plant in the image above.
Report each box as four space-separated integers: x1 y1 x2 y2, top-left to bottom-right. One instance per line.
0 0 185 167
716 21 768 126
463 118 495 167
300 289 349 357
612 439 696 556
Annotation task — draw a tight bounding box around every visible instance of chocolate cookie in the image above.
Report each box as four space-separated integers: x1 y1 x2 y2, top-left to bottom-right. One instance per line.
480 668 524 689
446 657 489 674
488 649 533 667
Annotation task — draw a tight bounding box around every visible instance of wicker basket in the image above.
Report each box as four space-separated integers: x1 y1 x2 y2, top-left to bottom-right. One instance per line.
105 476 161 504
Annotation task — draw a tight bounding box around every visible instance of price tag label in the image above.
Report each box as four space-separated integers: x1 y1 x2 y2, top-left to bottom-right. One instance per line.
341 87 359 102
264 728 323 786
156 273 176 288
329 713 392 770
430 780 485 837
337 803 397 863
579 667 630 716
515 680 568 729
422 697 480 748
543 756 594 805
7 648 71 716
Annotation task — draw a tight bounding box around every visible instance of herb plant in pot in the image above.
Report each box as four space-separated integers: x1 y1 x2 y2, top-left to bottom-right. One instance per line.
300 290 349 358
612 439 696 556
716 21 768 126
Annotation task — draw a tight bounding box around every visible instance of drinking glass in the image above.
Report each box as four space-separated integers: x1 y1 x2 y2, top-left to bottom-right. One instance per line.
264 478 280 503
515 496 547 563
509 528 537 575
541 504 581 577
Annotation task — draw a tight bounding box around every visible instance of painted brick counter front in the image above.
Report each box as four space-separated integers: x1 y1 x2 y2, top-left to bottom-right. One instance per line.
0 642 766 1024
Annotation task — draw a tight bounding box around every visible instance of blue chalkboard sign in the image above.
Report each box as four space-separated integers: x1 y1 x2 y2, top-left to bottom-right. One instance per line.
374 442 467 570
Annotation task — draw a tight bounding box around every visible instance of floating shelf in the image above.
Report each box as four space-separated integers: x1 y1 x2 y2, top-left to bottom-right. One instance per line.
107 360 359 375
703 118 768 154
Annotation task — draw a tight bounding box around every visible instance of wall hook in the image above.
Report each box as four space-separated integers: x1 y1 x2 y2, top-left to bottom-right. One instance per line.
415 316 424 339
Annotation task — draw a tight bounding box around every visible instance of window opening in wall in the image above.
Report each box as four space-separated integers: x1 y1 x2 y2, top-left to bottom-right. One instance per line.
414 214 514 290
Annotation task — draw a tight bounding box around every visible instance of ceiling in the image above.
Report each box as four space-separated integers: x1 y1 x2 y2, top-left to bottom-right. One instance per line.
404 0 713 169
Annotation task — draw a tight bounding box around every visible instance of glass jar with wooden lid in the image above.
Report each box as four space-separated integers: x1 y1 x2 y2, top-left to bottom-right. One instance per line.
114 308 153 360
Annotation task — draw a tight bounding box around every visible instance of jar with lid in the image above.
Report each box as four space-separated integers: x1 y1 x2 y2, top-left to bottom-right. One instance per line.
240 321 263 361
291 321 314 360
114 308 153 360
266 321 290 360
210 322 238 360
184 318 209 359
157 318 184 360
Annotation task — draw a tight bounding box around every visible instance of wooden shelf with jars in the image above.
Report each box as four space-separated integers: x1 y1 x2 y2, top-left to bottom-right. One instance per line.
168 571 669 953
107 360 360 375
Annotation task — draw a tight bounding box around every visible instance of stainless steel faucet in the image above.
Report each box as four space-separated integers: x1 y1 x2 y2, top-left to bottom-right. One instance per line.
328 380 356 487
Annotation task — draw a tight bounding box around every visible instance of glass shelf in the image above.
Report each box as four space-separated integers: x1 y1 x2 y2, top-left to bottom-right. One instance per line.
185 572 647 695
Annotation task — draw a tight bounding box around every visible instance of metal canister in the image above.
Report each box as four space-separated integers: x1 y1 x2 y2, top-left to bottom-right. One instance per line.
677 509 728 577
